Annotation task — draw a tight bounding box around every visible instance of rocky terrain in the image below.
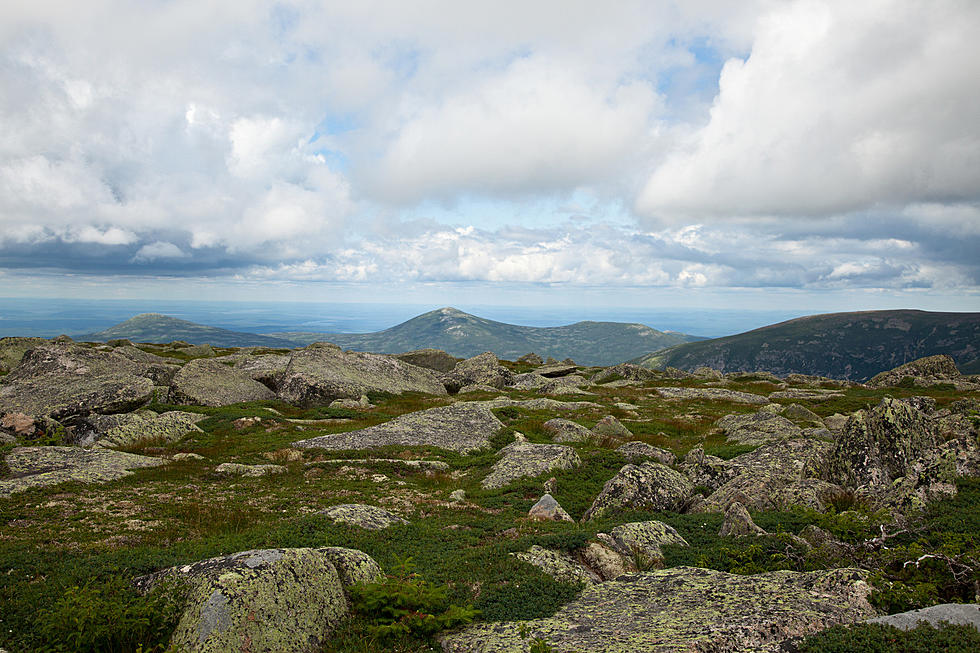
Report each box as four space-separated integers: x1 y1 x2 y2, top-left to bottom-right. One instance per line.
1 335 980 652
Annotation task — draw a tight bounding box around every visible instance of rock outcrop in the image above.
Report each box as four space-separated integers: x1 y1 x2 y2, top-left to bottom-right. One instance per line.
293 403 503 453
867 354 961 388
584 462 694 520
440 567 876 652
528 494 573 522
394 349 459 373
591 415 632 440
715 411 803 445
214 462 286 477
74 410 205 448
0 337 46 373
481 441 580 489
607 520 689 563
0 446 166 496
169 359 276 406
655 387 770 405
616 441 677 465
441 353 514 393
541 418 595 443
320 504 409 530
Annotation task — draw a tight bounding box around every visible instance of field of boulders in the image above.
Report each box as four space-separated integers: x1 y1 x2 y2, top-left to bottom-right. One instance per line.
2 337 980 652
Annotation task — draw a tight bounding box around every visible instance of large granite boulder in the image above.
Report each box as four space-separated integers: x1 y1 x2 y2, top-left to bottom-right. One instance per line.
616 441 676 465
719 501 767 537
135 547 380 653
542 418 595 443
233 354 290 389
583 462 695 521
591 415 632 440
441 352 514 393
0 446 165 497
715 411 803 445
440 567 875 652
867 354 960 388
278 343 446 406
0 343 155 420
169 359 276 406
591 363 660 384
607 520 688 563
394 349 459 373
74 410 205 448
293 403 503 453
481 441 581 489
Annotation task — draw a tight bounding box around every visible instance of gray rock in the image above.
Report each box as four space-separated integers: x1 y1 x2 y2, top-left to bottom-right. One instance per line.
509 372 550 389
136 547 379 653
581 540 635 580
305 458 449 473
0 343 155 420
782 403 824 423
233 354 290 389
440 567 876 652
482 441 581 489
294 403 503 454
0 336 45 373
0 446 165 497
173 452 206 461
867 354 961 388
615 441 676 465
537 375 594 396
516 352 543 365
528 494 574 522
441 352 514 393
584 462 694 521
469 397 602 412
715 412 803 445
394 349 459 373
512 545 602 585
609 520 689 562
75 410 205 448
679 447 731 490
449 489 466 502
769 388 844 402
541 418 595 443
536 363 578 378
214 462 286 477
320 504 409 530
866 603 980 631
720 501 766 537
591 415 632 440
692 366 724 380
457 384 500 394
169 359 275 407
655 387 769 404
590 363 660 384
278 343 447 407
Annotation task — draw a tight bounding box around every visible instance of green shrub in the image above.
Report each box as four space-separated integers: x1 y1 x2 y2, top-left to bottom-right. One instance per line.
799 621 980 652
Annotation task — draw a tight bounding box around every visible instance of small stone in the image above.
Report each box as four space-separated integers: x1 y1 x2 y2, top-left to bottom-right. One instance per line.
543 476 557 493
449 489 466 502
719 501 766 537
528 494 573 522
591 415 632 440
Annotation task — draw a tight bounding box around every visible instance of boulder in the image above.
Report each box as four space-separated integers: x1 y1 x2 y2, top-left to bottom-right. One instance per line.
581 541 635 580
719 501 766 537
441 352 514 393
537 376 593 396
691 366 724 380
440 567 876 652
655 387 769 405
584 462 694 521
0 343 155 420
591 415 632 440
293 403 503 454
768 388 845 401
715 412 803 445
867 354 961 388
512 545 602 585
394 349 458 373
866 603 980 631
535 363 578 378
320 504 409 530
481 442 581 489
467 397 602 412
679 447 731 491
782 403 824 423
616 441 676 465
542 418 595 443
0 336 45 373
608 521 689 563
278 343 447 407
169 359 276 407
214 463 286 477
591 364 659 384
233 354 290 388
458 384 499 394
0 446 165 497
74 410 205 448
135 547 380 653
516 352 543 365
528 494 574 522
824 398 938 490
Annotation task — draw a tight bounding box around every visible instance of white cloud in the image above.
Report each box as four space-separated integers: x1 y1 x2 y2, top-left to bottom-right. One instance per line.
131 241 188 262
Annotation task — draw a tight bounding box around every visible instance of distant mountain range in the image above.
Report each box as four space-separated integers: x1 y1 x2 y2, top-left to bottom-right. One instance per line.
79 307 703 366
632 309 980 381
80 313 297 349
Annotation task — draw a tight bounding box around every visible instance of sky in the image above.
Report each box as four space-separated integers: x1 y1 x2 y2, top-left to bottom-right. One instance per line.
1 0 978 313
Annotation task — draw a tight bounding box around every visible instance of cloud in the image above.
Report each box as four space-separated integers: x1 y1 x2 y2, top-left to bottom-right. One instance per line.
637 0 980 219
131 241 188 263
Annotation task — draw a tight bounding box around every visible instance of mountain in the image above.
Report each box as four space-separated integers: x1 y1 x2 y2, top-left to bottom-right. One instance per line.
632 309 980 381
268 307 703 365
80 313 297 348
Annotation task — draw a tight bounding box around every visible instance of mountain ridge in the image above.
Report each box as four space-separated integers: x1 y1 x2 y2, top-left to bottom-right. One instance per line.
79 313 297 348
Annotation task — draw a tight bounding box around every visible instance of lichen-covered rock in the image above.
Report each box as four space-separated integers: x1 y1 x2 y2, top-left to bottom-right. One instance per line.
535 363 578 378
580 541 635 581
715 412 803 445
516 352 543 365
679 447 731 490
691 366 724 380
512 545 601 585
536 375 593 396
439 566 876 653
0 411 38 438
591 363 660 384
865 603 980 631
482 441 581 489
769 388 845 402
584 462 694 521
782 403 824 424
458 384 499 394
293 403 503 454
75 410 205 448
278 343 447 407
510 373 550 389
0 336 45 373
136 547 379 653
0 343 155 420
169 359 276 407
441 352 514 393
320 504 409 530
608 521 688 562
0 446 165 496
724 438 831 480
616 441 677 465
394 349 459 373
655 387 769 404
214 462 286 477
233 354 290 389
591 415 632 440
824 397 938 490
527 494 574 522
471 397 602 412
541 418 595 443
867 354 961 388
719 501 766 537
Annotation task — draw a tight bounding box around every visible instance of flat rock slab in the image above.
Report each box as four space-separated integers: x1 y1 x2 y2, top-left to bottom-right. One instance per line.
320 503 409 530
169 359 276 406
440 567 875 653
655 387 769 405
616 441 676 464
715 412 803 445
470 398 601 412
79 410 205 448
214 462 286 477
305 459 450 472
481 441 581 489
0 446 165 496
293 403 503 453
136 547 380 653
769 389 844 402
866 603 980 631
542 418 595 443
